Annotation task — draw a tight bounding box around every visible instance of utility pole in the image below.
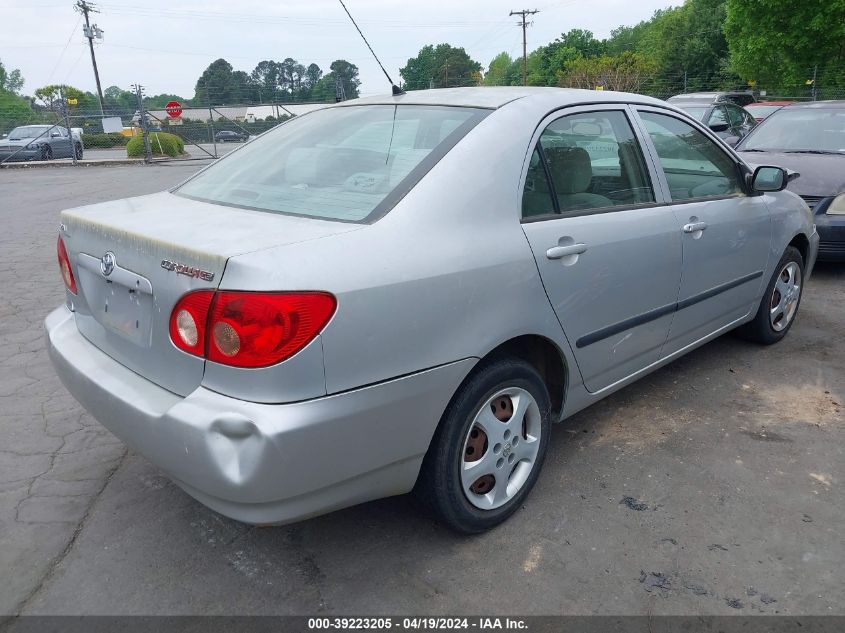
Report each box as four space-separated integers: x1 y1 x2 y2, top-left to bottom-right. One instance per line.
510 9 539 86
131 83 151 164
75 0 105 116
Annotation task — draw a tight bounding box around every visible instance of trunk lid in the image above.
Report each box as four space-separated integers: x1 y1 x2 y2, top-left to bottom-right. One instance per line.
61 191 359 396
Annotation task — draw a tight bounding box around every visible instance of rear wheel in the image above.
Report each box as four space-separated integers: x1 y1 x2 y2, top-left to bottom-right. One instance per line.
416 358 551 533
739 246 804 344
41 145 53 161
74 143 83 160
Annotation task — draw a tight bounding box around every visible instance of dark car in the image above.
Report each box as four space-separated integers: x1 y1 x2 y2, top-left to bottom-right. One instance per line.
214 130 249 143
668 91 757 107
736 101 845 261
671 100 757 146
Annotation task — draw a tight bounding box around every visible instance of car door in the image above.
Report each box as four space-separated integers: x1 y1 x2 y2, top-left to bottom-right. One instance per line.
56 127 73 157
520 105 682 393
634 108 771 356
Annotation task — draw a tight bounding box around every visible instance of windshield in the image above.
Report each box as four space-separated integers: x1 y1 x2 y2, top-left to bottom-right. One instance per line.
176 105 488 222
676 106 708 122
8 126 51 139
741 108 845 153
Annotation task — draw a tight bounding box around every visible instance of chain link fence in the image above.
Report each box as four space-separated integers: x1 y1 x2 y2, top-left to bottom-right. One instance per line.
3 73 843 166
0 84 336 166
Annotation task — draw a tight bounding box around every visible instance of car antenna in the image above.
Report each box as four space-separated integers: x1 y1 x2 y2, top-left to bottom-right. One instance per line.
337 0 405 96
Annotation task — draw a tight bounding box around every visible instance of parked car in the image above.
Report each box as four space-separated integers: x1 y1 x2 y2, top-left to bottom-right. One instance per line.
0 124 83 162
736 100 845 261
670 100 757 146
668 91 757 107
215 130 249 143
46 88 817 533
744 101 795 123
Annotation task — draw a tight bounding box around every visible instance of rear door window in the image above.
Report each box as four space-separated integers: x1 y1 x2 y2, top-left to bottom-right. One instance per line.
522 110 655 218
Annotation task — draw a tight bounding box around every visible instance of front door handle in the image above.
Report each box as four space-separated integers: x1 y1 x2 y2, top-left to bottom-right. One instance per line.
683 221 708 233
546 243 588 260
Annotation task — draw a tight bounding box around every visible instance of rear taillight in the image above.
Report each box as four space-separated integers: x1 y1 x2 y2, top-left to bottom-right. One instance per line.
169 290 215 357
57 236 77 295
169 290 336 368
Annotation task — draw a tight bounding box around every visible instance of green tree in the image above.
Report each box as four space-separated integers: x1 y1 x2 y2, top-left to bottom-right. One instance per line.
559 51 658 93
34 84 86 112
554 29 606 58
636 0 736 94
484 52 519 86
0 59 24 94
329 60 361 98
725 0 845 96
194 59 256 104
400 44 482 90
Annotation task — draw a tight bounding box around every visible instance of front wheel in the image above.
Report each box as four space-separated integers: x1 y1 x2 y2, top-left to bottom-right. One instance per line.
74 143 83 160
41 145 53 161
739 245 804 344
416 358 551 533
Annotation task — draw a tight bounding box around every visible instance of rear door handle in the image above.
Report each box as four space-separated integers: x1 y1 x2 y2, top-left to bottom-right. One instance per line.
683 221 708 233
546 243 588 260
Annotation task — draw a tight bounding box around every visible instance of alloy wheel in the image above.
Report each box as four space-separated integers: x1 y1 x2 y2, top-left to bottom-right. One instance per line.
770 261 801 332
460 387 542 510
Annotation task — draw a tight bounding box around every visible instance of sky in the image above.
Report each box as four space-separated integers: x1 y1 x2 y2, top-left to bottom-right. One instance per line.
3 0 680 99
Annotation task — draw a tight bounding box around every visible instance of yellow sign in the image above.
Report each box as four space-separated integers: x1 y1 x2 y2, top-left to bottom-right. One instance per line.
747 80 757 87
66 98 78 105
595 85 604 91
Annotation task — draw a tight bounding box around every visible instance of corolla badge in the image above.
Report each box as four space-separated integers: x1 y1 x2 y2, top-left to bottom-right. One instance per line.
160 259 215 282
100 251 116 277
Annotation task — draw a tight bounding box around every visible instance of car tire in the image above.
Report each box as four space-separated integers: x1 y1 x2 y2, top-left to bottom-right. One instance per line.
74 143 83 160
41 145 53 161
416 357 552 534
738 245 804 345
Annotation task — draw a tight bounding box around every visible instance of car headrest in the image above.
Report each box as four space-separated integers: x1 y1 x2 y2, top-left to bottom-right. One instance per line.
543 146 592 194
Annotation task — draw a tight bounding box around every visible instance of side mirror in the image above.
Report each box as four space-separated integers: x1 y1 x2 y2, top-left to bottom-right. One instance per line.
752 166 789 192
724 136 740 148
709 122 730 133
51 131 62 138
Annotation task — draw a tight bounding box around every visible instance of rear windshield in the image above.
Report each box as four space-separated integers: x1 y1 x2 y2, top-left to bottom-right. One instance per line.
176 105 488 223
745 104 783 117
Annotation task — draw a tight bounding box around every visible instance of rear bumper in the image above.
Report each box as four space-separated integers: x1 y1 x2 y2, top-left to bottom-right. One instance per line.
45 306 474 524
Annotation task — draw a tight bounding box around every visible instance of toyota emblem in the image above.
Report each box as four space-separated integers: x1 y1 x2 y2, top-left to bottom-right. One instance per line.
100 251 116 277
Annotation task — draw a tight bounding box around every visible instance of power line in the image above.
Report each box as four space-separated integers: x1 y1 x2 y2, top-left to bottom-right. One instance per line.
46 13 82 83
509 9 539 86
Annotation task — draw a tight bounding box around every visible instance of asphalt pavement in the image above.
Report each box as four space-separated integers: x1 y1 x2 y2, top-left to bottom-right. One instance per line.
0 164 843 617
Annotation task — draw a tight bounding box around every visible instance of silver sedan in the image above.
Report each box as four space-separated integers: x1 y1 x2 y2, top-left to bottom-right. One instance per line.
46 88 818 533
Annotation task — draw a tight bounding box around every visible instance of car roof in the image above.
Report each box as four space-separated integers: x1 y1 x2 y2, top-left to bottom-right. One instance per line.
343 87 667 110
780 100 845 110
746 101 793 106
671 101 719 108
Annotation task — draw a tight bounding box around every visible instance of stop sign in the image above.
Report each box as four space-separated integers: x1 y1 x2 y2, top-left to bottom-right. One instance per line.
164 101 182 118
